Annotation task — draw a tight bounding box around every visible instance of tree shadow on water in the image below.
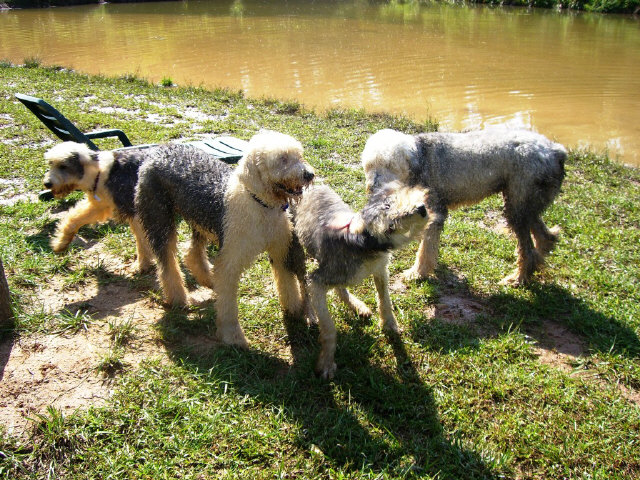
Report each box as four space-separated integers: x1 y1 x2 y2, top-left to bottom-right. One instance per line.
159 308 504 479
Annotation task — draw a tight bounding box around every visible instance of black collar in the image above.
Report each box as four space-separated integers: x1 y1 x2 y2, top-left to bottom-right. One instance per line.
92 171 101 201
250 192 288 211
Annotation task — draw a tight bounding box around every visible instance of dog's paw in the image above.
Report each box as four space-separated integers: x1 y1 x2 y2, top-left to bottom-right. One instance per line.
402 266 431 281
305 306 319 326
549 225 562 237
137 259 154 274
50 237 70 253
164 299 190 311
217 327 250 349
499 270 529 287
315 359 337 380
380 316 401 333
356 306 373 318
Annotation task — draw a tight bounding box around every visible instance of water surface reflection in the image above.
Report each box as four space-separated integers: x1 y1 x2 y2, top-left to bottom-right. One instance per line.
1 0 638 164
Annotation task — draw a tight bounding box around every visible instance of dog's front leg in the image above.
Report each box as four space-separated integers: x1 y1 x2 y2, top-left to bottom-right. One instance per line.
267 237 304 319
309 279 337 380
51 199 111 252
403 208 446 280
212 243 260 348
128 218 154 273
335 288 372 318
373 267 400 333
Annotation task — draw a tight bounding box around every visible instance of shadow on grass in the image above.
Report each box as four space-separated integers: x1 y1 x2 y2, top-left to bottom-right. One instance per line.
26 219 127 255
158 308 504 479
410 268 640 359
490 282 640 358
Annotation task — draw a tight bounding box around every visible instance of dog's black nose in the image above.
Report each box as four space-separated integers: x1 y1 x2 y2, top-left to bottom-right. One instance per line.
417 205 427 217
44 181 53 189
303 170 315 182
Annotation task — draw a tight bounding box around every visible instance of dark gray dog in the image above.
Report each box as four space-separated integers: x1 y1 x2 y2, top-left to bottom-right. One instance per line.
362 128 566 285
289 181 429 379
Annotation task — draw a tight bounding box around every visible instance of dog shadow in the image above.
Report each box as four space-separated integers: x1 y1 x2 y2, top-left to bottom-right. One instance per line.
158 308 503 478
25 218 129 256
410 267 640 360
58 266 156 322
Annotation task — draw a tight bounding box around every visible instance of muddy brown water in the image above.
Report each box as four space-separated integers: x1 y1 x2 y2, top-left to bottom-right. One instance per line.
1 0 639 165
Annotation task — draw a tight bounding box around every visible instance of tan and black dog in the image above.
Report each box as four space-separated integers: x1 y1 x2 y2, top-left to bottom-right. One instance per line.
43 141 153 272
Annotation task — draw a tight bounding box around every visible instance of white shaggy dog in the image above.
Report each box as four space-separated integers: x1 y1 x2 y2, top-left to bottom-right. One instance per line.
134 131 315 347
362 128 566 285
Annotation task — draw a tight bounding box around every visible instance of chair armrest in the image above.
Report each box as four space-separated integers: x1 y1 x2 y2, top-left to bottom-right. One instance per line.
86 129 132 147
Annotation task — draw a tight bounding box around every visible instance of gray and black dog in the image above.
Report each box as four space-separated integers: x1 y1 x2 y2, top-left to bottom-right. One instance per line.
288 181 429 379
135 131 315 348
362 128 567 285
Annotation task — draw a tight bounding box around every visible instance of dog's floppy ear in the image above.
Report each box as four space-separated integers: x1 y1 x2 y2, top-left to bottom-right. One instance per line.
239 147 263 180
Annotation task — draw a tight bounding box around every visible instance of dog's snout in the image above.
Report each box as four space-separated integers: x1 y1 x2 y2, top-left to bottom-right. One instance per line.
303 170 315 182
44 181 53 189
417 205 427 218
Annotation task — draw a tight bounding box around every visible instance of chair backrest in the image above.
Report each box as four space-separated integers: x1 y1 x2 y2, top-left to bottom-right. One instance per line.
15 93 99 150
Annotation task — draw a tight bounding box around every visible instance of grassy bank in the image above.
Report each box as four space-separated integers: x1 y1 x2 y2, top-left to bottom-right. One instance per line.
1 62 639 479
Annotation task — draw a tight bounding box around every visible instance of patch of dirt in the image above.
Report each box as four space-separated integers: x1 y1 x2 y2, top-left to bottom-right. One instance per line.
0 246 176 438
0 178 39 206
530 319 587 372
478 210 511 237
428 294 487 326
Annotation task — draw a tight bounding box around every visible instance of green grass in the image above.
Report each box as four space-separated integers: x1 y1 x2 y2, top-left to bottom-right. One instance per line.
0 62 639 479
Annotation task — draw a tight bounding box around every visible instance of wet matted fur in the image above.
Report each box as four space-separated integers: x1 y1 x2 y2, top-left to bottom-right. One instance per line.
43 141 153 272
362 128 566 285
134 131 315 347
289 182 428 379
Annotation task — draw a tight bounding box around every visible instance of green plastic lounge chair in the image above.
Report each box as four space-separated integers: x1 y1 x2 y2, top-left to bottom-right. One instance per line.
15 93 248 200
15 93 133 151
14 93 247 163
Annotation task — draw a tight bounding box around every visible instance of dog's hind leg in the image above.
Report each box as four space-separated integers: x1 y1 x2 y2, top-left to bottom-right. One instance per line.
51 199 111 252
155 231 188 306
137 188 187 305
128 218 153 273
531 218 560 258
403 208 447 281
335 288 373 318
184 229 214 289
373 266 400 332
309 277 337 380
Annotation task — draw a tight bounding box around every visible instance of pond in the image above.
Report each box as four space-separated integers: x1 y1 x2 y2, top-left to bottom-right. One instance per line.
1 0 639 165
